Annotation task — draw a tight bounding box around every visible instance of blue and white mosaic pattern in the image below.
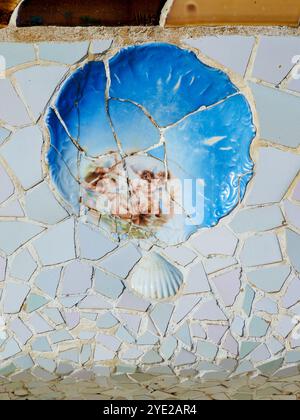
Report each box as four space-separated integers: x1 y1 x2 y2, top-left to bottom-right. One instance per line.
0 37 300 400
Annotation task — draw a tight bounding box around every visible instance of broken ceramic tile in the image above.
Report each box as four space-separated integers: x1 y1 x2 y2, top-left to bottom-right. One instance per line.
191 226 238 257
38 42 89 64
247 264 291 293
0 199 24 217
203 256 237 275
42 308 64 326
77 295 112 310
31 336 52 353
266 337 285 356
249 316 270 338
33 218 76 265
284 200 300 231
276 315 296 338
0 221 44 255
196 341 218 361
2 282 30 314
49 330 73 344
25 293 49 313
242 285 256 316
230 205 284 233
286 229 300 273
160 336 177 360
231 316 245 337
78 222 117 260
172 295 201 324
27 313 54 335
0 338 21 361
34 267 61 299
61 261 92 296
94 269 124 299
0 79 31 126
9 318 32 345
246 148 300 205
94 344 115 362
206 324 228 345
96 313 119 329
211 268 241 307
193 299 227 321
184 36 255 76
249 83 300 148
116 291 150 313
10 249 37 281
249 344 271 363
184 262 211 294
150 303 174 336
240 233 282 267
136 331 158 346
222 332 238 356
25 182 68 225
99 244 141 278
173 349 196 367
253 37 300 85
162 246 197 267
175 323 192 348
14 65 67 121
1 126 44 190
90 39 113 54
255 297 278 315
281 277 300 308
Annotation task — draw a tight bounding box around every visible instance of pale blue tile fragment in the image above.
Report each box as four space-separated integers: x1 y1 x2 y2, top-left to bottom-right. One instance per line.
14 65 67 121
2 282 30 314
14 354 34 370
196 341 218 361
249 316 270 338
247 265 291 293
240 341 260 359
98 243 141 278
10 249 37 281
249 83 300 148
0 338 21 361
0 80 31 126
31 336 52 353
175 322 192 348
90 39 113 54
34 268 61 299
33 218 76 265
184 36 255 76
96 313 119 329
286 229 300 274
94 269 124 299
78 222 117 260
59 349 80 363
25 182 68 225
240 233 282 267
1 126 44 190
150 303 174 335
0 43 35 68
38 42 89 64
159 337 177 360
50 330 73 345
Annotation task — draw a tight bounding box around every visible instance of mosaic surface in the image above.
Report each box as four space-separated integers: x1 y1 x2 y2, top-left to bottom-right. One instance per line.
0 36 300 400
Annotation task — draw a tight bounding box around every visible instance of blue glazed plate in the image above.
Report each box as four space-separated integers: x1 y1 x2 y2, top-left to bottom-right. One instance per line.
46 43 256 246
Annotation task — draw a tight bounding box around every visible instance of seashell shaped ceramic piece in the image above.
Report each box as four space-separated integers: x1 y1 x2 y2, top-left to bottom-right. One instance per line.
130 252 183 299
